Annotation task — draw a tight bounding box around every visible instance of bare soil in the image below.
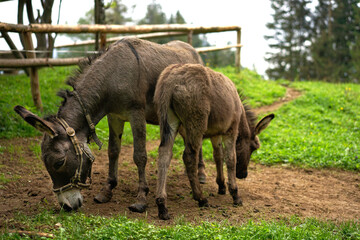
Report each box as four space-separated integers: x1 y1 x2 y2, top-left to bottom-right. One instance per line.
1 88 359 229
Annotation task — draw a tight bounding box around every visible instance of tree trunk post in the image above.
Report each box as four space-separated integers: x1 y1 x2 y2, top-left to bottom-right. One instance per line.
23 32 43 112
235 29 241 72
95 0 106 51
187 30 193 45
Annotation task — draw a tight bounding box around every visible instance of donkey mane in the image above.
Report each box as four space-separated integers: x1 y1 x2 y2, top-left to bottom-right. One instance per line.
239 93 257 130
55 47 109 113
66 51 105 89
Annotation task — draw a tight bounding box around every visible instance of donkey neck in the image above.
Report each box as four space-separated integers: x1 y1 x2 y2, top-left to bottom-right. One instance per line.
238 105 256 140
57 91 106 141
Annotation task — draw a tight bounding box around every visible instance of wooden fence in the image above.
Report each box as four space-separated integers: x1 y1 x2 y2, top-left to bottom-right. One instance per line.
0 22 242 110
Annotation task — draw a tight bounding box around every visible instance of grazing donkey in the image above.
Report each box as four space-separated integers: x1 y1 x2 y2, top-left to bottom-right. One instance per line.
154 64 274 220
14 38 204 212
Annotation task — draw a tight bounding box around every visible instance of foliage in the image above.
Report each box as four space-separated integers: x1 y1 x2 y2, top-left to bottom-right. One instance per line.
265 0 360 82
2 210 360 239
254 81 360 170
265 0 313 81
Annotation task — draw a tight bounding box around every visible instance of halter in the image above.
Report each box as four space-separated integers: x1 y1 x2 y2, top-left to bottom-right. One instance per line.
53 117 95 193
53 91 102 193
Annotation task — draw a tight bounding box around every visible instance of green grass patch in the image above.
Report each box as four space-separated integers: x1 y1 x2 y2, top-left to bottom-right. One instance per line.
254 82 360 170
0 67 74 138
214 67 287 108
2 211 359 239
0 173 20 189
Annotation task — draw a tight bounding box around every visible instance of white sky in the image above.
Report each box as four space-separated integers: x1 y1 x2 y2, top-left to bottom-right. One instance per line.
0 0 273 76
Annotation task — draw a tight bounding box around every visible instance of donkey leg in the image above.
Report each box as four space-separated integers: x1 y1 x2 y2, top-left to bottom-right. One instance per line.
198 147 207 184
183 140 208 208
223 134 242 206
211 136 226 195
156 111 179 220
128 110 149 213
179 127 206 184
94 115 124 203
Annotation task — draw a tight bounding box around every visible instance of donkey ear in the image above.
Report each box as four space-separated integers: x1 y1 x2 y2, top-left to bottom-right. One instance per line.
254 113 275 136
14 105 58 138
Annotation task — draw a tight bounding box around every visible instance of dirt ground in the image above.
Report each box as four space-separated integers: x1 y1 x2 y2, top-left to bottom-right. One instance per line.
1 88 359 229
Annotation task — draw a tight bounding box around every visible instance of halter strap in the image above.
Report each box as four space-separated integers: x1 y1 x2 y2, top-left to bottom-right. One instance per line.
53 117 95 193
72 91 103 150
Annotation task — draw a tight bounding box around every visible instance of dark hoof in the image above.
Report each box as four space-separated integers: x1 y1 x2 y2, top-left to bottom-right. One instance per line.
233 198 243 206
218 187 226 195
159 211 171 220
156 198 170 220
198 199 209 208
128 203 147 213
199 174 207 184
94 189 113 203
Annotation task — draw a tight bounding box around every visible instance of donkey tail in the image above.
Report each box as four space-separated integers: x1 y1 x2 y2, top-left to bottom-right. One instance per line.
154 65 178 146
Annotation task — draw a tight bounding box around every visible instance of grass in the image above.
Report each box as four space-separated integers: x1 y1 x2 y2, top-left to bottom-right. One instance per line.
254 81 360 170
214 67 286 108
0 67 74 138
1 210 359 239
1 65 360 238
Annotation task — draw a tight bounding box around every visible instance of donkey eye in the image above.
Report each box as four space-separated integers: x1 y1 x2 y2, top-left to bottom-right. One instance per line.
53 159 65 169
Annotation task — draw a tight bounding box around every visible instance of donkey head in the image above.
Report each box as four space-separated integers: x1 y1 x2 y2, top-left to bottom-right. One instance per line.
14 106 94 211
236 113 274 179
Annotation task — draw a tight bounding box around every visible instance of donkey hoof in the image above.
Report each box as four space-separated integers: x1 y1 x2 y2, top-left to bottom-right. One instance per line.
159 210 171 220
218 187 226 195
233 198 243 206
128 203 147 213
198 199 209 208
94 189 113 203
199 174 207 184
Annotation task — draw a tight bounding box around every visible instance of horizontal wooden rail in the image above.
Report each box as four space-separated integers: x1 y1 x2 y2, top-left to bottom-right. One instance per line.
55 32 188 48
0 22 241 34
0 57 83 67
0 44 242 68
196 44 243 53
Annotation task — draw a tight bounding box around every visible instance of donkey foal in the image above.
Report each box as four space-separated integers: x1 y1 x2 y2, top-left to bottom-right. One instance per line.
154 64 274 220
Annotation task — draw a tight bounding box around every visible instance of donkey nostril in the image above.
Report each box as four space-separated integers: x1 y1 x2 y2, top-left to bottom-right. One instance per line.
78 198 83 208
62 203 73 212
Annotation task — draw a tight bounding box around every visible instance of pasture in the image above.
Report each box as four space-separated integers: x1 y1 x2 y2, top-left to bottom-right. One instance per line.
0 66 359 239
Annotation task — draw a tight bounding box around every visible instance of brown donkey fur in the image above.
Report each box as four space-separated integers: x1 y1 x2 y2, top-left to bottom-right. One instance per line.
154 64 274 220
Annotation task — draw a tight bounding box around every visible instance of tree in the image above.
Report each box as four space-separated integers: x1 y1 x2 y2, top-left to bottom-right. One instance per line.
266 0 360 82
16 0 60 58
311 0 359 82
351 1 360 82
265 0 313 81
60 0 130 57
138 2 167 25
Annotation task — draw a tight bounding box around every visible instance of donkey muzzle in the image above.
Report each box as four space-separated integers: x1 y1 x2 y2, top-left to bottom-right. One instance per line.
56 188 83 211
236 171 248 179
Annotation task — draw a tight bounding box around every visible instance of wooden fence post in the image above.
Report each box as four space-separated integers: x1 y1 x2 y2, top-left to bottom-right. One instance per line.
235 29 241 73
187 30 193 45
22 32 43 111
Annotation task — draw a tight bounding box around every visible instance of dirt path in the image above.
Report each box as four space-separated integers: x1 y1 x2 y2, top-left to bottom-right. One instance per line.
253 87 302 115
1 88 359 228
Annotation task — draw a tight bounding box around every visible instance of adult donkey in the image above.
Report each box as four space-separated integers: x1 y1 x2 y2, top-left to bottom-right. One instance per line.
14 38 204 212
154 64 274 220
